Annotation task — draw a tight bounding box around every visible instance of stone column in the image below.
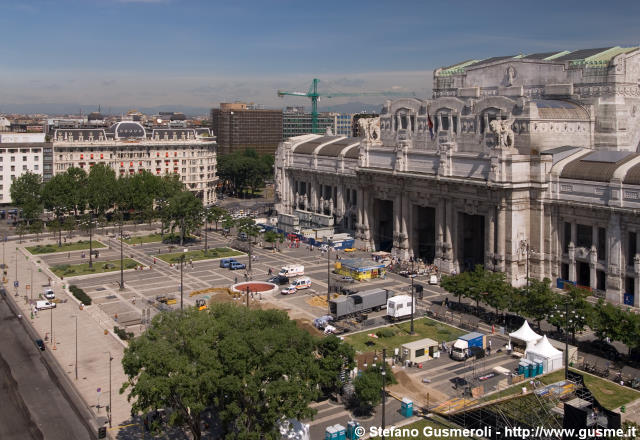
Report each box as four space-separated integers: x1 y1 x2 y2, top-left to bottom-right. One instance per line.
589 246 597 290
401 195 410 260
362 190 372 247
497 203 506 272
568 243 576 283
606 214 622 304
435 199 445 265
634 256 640 308
393 194 401 255
486 206 496 269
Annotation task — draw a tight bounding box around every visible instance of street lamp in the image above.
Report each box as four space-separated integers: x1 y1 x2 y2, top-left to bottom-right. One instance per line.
180 249 187 311
119 219 124 290
105 351 113 428
410 260 415 335
519 239 530 290
381 348 387 440
327 237 333 313
72 315 78 380
550 302 584 380
88 212 93 269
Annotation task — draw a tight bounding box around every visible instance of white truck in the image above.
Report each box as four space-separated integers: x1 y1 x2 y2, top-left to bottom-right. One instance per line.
36 300 56 311
278 265 304 277
386 295 415 321
450 332 487 361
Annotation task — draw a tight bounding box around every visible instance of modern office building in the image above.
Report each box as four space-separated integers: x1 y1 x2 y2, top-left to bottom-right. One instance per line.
52 122 218 205
0 132 49 204
274 46 640 306
211 103 282 155
283 107 353 139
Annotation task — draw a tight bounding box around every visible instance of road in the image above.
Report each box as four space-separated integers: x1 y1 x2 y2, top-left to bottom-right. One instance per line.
0 294 93 440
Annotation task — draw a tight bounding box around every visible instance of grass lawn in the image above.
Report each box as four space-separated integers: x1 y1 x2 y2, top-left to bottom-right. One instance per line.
344 317 466 353
51 258 140 278
122 234 164 245
156 247 243 264
389 417 470 440
479 368 640 410
26 240 106 255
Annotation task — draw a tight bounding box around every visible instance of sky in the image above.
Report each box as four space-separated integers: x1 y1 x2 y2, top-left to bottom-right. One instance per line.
1 0 639 114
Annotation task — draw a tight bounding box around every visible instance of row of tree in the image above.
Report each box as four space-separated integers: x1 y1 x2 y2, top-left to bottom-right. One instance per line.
10 165 206 245
440 266 640 354
121 303 355 439
216 149 274 197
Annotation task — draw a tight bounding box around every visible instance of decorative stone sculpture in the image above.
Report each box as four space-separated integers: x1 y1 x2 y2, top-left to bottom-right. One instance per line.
358 117 381 143
489 118 515 148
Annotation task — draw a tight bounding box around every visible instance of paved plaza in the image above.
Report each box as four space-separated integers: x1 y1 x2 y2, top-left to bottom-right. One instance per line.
4 225 506 437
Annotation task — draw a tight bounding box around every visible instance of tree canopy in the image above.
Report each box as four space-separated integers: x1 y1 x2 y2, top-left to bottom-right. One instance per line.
121 303 353 439
217 149 274 197
10 171 43 223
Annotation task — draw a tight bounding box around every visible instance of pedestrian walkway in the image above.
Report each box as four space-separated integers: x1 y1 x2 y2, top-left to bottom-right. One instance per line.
6 239 134 435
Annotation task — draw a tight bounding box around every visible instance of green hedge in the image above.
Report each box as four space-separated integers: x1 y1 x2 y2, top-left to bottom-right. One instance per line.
114 326 134 341
69 285 92 305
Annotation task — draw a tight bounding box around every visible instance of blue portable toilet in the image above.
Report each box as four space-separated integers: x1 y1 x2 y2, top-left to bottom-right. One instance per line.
325 425 338 440
518 361 527 375
527 360 535 377
401 397 414 417
534 359 543 375
347 421 361 440
334 424 346 440
522 360 530 378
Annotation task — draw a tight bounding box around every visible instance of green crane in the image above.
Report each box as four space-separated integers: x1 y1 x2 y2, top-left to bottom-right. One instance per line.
277 78 415 134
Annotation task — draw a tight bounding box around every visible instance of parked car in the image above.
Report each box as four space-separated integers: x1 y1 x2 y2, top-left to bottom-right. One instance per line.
43 289 55 300
36 301 56 311
429 275 439 285
35 339 45 351
238 232 248 241
281 286 297 295
340 276 355 283
267 275 290 285
229 261 246 270
220 258 237 268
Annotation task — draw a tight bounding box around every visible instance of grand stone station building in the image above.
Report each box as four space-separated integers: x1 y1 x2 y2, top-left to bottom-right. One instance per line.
52 121 218 205
274 46 640 306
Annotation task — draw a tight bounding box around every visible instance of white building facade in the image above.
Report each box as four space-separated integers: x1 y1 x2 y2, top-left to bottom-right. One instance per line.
0 133 48 204
52 122 218 205
275 46 640 307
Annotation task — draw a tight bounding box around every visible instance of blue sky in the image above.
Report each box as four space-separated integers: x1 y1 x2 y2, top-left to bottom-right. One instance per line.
1 0 638 113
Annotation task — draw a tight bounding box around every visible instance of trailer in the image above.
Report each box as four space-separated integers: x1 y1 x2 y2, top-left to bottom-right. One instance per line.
329 288 391 320
386 295 415 321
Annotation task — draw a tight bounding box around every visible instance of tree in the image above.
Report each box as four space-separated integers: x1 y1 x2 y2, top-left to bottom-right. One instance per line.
353 363 396 414
47 219 62 241
121 308 219 440
207 206 227 231
29 220 44 241
221 214 235 235
86 164 116 215
165 191 203 245
483 270 513 323
263 230 284 251
64 216 76 238
66 167 88 215
521 278 556 330
121 303 322 440
10 172 43 224
42 173 74 245
589 299 622 343
316 335 355 397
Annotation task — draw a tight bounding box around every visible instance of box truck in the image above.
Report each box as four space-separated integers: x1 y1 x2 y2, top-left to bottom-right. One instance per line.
450 332 486 361
386 295 415 321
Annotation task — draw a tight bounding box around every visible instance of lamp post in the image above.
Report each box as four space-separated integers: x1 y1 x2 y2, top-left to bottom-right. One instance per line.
381 348 387 440
180 249 187 311
72 314 78 380
327 238 332 313
88 212 93 269
519 239 530 290
550 301 584 380
119 220 124 290
203 211 208 252
410 260 415 335
106 351 113 428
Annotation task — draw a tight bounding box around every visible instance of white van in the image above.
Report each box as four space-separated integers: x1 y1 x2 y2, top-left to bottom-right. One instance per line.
36 301 56 311
291 277 312 290
278 265 304 277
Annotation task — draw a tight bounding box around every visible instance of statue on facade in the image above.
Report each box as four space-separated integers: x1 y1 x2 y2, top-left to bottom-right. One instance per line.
506 65 517 87
358 117 381 142
489 118 515 148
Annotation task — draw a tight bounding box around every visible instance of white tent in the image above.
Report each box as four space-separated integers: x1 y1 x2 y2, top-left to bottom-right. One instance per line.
526 335 564 373
509 320 542 346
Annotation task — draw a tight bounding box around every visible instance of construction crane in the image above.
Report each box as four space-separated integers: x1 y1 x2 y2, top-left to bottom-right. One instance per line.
277 78 415 134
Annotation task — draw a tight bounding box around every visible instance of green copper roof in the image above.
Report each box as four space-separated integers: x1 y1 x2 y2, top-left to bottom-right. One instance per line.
543 51 570 60
438 59 483 76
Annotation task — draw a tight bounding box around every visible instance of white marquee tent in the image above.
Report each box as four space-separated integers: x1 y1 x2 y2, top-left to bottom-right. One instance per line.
509 320 542 346
525 335 564 373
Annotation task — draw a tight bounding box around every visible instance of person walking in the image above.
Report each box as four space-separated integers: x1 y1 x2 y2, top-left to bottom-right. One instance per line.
487 339 492 356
